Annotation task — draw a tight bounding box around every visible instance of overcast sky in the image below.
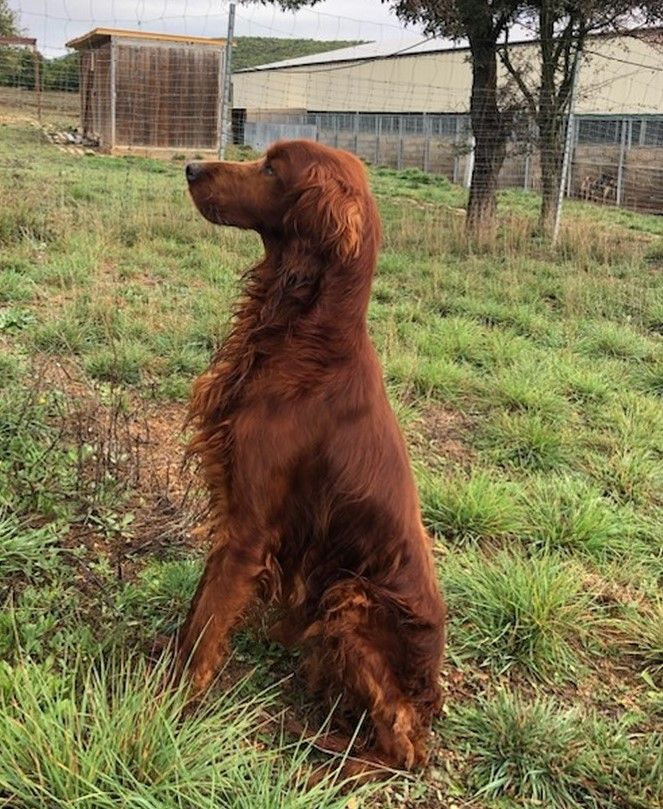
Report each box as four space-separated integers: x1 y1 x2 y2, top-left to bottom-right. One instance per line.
14 1 427 57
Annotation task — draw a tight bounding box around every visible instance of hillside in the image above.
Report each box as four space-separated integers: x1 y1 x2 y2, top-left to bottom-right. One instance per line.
233 36 363 71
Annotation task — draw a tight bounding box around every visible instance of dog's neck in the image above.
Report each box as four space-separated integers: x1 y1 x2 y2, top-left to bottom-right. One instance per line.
189 231 379 427
258 233 378 337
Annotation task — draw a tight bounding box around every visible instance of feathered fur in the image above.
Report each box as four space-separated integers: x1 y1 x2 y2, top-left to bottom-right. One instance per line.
178 140 446 771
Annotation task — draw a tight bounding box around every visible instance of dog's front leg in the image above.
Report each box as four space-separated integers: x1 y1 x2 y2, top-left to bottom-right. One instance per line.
177 533 266 693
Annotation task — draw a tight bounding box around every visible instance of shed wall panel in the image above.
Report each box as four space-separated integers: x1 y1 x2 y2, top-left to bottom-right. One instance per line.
114 42 222 148
80 43 112 147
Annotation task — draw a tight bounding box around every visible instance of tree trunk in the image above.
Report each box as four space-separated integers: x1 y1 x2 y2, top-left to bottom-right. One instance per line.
537 1 565 239
464 20 506 238
539 126 562 238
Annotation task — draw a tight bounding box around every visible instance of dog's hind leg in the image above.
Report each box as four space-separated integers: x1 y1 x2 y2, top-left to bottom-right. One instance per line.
305 580 432 771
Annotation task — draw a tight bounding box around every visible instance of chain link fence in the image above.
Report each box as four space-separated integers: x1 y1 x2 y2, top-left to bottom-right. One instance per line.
240 110 663 215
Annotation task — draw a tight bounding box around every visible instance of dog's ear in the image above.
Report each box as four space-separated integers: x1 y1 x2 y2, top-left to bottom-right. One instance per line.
287 164 363 262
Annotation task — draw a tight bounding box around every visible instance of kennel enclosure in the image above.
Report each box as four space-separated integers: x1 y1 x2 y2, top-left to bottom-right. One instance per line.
67 28 226 153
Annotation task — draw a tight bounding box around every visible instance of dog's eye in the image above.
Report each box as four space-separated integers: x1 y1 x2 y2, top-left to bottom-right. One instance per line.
264 163 275 176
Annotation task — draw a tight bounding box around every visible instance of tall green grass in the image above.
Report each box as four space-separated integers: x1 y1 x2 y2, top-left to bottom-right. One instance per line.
442 550 596 678
444 689 663 808
0 653 367 809
1 119 662 807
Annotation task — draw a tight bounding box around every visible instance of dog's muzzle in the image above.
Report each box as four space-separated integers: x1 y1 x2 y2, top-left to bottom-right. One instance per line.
185 162 204 183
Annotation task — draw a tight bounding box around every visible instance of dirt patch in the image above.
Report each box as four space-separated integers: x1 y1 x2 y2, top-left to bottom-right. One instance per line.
0 111 39 127
30 356 206 565
581 571 651 611
126 400 209 560
410 404 474 470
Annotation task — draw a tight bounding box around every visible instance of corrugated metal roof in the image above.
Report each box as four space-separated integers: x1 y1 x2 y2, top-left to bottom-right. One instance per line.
236 26 663 73
236 37 466 72
66 27 225 50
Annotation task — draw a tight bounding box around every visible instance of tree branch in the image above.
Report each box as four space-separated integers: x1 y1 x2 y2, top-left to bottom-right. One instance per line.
555 20 588 112
498 34 537 117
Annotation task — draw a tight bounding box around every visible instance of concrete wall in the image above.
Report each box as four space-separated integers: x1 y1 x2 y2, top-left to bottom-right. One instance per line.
244 121 316 152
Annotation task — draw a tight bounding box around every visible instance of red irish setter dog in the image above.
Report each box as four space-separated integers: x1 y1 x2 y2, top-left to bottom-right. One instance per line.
180 140 446 770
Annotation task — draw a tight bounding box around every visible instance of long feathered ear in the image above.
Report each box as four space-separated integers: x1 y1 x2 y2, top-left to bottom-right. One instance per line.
286 165 364 262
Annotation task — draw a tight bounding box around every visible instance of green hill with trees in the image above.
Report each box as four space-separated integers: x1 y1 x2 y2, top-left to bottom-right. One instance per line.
233 36 360 71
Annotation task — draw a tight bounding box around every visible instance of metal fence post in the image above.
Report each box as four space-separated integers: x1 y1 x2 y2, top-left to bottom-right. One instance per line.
565 119 576 198
218 2 235 159
553 53 581 245
464 130 475 190
453 116 461 184
353 111 359 154
32 42 42 124
616 117 628 207
423 112 431 172
397 116 404 170
375 115 380 166
110 39 116 150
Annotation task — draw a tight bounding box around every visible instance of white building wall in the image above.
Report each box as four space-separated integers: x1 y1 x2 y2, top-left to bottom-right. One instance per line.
233 34 663 116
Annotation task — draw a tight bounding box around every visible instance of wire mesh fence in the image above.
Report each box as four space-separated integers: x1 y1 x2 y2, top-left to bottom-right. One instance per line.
241 109 663 215
1 1 662 218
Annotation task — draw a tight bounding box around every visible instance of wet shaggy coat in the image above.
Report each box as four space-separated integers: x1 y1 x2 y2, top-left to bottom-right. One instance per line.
178 140 446 770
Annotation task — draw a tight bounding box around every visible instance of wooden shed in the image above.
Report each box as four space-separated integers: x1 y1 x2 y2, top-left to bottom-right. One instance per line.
66 28 226 154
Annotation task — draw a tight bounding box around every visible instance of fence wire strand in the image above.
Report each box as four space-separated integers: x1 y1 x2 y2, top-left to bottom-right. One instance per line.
1 1 662 216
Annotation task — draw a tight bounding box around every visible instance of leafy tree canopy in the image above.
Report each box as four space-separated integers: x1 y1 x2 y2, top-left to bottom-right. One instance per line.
0 0 20 37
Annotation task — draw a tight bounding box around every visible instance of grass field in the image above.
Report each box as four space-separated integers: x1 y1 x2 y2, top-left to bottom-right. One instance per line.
0 118 662 808
0 87 78 127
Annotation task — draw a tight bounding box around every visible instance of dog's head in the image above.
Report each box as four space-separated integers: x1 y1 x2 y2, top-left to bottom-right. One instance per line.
186 140 374 262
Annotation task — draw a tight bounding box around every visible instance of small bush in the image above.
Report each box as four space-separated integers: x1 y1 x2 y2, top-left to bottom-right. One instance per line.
156 373 192 401
85 343 151 384
616 599 663 683
31 314 94 354
0 388 76 520
0 200 56 246
582 717 663 808
557 362 612 405
0 512 61 581
0 583 93 662
588 447 662 506
386 351 477 402
577 321 655 362
492 362 567 419
0 307 34 333
480 411 569 471
0 270 36 303
444 690 584 805
117 559 203 637
635 359 663 397
444 691 663 808
520 474 635 561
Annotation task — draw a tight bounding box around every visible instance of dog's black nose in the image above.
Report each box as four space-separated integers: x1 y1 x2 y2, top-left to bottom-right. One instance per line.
186 162 203 183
